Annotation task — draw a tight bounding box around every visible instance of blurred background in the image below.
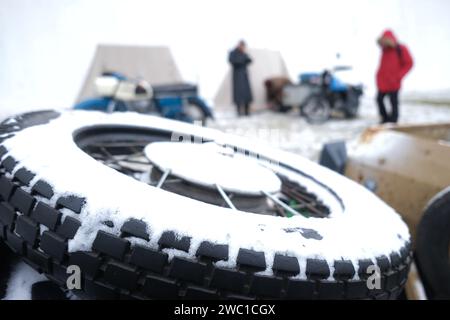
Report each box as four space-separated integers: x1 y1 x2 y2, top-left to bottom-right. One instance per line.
1 0 450 115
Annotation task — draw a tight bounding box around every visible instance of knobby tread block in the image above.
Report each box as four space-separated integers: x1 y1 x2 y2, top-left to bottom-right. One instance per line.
210 267 247 292
306 259 330 279
250 275 284 297
13 168 35 186
10 187 36 215
333 260 356 279
346 279 369 299
129 245 168 273
40 231 67 261
56 216 81 239
26 246 51 273
5 230 24 254
0 146 7 158
168 257 207 285
0 134 15 143
15 215 39 246
158 231 190 252
0 176 16 201
69 251 102 279
143 275 179 299
0 202 16 226
376 255 390 272
286 279 316 299
104 261 139 291
120 218 149 241
56 195 85 214
389 252 402 268
50 262 68 286
237 248 266 271
358 259 374 278
196 241 228 261
84 279 119 300
31 201 61 230
273 254 300 275
31 180 54 199
317 281 345 300
400 246 409 260
92 230 130 260
1 156 17 173
384 270 399 291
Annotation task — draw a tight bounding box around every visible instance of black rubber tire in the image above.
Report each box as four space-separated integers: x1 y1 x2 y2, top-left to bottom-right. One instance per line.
0 110 411 300
301 95 331 124
183 102 208 126
416 188 450 299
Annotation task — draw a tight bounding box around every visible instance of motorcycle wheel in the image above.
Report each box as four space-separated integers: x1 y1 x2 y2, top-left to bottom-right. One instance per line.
0 110 411 300
183 102 208 126
301 95 331 124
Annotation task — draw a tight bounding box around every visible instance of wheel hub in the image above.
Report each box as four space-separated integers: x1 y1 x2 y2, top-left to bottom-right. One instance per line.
144 142 282 196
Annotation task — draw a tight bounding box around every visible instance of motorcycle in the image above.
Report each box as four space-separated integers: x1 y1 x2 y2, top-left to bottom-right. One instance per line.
74 72 214 125
281 66 363 123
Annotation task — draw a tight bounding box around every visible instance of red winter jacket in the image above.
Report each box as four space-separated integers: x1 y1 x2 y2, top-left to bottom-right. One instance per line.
376 30 414 92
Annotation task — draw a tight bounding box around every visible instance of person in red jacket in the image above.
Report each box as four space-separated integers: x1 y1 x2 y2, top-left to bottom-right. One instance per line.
376 30 413 123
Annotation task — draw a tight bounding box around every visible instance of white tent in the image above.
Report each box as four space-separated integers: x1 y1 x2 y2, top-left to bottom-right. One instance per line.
77 44 182 102
214 49 289 110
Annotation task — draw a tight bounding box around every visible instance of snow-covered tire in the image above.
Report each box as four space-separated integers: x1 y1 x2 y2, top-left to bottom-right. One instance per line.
0 110 411 300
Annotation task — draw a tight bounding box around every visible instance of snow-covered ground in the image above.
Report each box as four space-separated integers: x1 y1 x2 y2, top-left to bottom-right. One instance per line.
208 98 450 161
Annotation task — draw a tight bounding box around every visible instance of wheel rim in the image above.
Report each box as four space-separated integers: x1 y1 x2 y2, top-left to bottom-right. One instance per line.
303 97 329 122
74 125 332 218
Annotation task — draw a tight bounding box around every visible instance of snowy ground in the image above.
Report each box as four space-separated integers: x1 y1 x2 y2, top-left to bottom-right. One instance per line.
208 98 450 161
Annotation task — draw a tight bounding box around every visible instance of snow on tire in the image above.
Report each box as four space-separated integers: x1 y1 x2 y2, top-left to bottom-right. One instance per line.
0 110 411 300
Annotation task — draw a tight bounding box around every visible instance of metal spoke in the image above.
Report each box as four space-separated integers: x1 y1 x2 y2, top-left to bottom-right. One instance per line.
83 140 330 219
156 168 171 188
261 190 300 216
216 184 237 210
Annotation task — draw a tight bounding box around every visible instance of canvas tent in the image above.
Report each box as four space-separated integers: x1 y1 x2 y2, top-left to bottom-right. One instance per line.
214 49 289 110
77 44 182 102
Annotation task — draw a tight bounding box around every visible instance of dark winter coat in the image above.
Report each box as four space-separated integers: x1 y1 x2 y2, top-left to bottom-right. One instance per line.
376 30 414 93
229 48 253 105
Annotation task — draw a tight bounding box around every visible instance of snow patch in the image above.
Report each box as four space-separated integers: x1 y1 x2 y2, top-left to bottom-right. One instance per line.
3 262 47 300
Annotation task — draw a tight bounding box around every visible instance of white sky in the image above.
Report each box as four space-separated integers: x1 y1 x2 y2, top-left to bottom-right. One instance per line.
1 0 450 113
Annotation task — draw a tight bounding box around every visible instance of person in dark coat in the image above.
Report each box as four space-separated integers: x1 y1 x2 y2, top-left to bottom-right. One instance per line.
376 30 414 123
229 40 253 116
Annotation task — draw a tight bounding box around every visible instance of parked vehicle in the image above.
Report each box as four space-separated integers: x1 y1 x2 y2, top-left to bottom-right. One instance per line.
281 67 363 123
74 72 214 125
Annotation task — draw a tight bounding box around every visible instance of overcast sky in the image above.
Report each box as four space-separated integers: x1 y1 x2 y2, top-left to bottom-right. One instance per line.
1 0 450 114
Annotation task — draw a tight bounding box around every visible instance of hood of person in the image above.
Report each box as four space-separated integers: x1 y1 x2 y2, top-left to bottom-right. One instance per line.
379 29 398 49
